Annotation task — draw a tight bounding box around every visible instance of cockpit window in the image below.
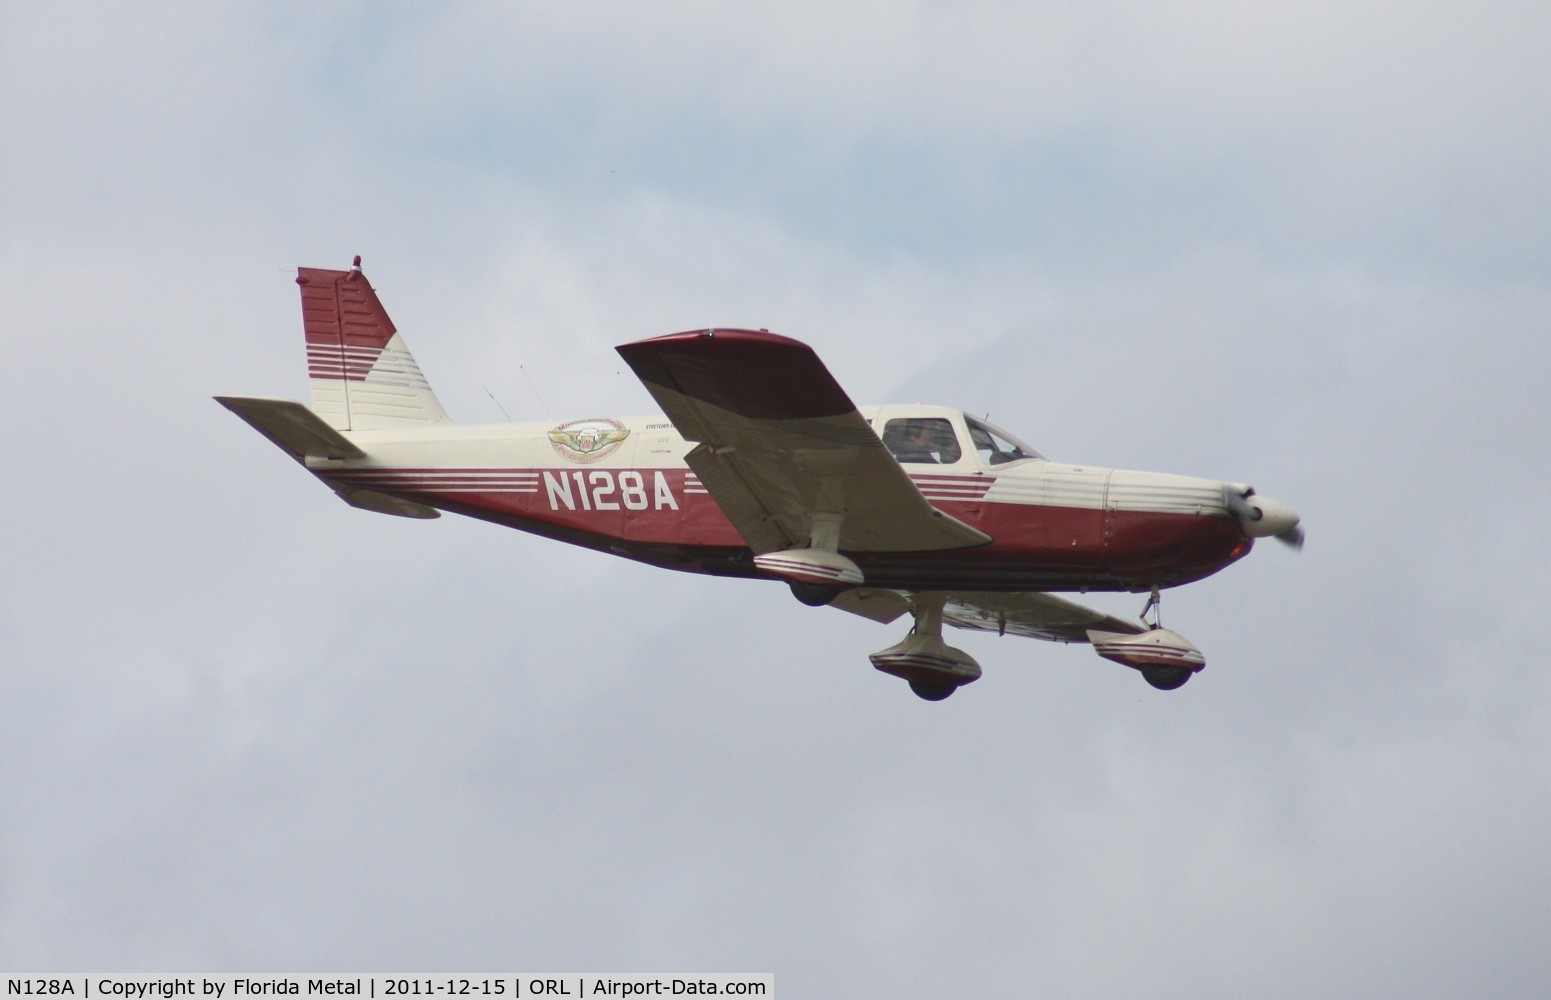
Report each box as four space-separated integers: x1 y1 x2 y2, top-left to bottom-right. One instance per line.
881 418 962 465
965 416 1041 466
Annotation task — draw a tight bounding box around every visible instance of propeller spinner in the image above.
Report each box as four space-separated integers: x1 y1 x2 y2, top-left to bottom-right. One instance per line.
1227 487 1304 551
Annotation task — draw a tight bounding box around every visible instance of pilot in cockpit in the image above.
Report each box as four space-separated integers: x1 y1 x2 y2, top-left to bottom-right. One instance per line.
883 418 961 465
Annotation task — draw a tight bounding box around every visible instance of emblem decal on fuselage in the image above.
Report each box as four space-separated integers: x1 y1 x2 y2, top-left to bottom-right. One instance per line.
548 418 631 464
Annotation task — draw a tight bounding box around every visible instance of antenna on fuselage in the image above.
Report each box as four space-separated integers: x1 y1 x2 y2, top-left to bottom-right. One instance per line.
518 361 555 418
483 387 512 422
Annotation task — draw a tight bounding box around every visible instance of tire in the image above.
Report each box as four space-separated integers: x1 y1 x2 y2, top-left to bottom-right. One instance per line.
789 581 840 607
1140 665 1193 691
909 679 958 701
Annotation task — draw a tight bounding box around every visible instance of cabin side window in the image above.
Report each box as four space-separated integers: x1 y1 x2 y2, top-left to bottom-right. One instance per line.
881 417 962 464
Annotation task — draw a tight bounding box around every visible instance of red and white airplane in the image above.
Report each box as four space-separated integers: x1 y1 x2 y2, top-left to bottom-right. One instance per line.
219 258 1301 700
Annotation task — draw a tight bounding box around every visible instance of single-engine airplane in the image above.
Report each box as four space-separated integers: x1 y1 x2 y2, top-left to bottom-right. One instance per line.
218 258 1301 700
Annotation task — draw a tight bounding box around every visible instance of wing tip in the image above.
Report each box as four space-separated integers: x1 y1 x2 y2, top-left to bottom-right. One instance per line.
616 327 856 421
618 327 811 353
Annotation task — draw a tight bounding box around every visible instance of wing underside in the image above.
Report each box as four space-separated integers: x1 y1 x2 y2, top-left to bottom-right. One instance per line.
617 329 990 554
831 587 1146 642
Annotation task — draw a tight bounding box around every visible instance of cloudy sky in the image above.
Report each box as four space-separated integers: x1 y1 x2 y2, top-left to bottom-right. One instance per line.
4 2 1550 995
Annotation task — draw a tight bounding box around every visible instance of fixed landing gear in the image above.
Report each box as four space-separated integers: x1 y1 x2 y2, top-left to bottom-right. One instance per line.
763 514 862 608
869 594 981 701
1140 586 1163 629
1088 586 1206 691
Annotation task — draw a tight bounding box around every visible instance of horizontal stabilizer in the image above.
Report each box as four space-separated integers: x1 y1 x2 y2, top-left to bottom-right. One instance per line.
336 488 440 519
214 396 365 462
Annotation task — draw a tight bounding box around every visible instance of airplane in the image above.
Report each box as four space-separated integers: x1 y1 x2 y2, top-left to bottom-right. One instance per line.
217 257 1302 701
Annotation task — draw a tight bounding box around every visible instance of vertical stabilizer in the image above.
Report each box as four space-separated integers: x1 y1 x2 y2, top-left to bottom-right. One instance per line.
297 258 450 431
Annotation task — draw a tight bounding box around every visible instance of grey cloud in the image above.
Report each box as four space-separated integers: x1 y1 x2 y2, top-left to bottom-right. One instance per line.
3 4 1549 998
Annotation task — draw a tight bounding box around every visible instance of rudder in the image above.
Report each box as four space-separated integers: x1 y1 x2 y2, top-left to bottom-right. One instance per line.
297 257 450 431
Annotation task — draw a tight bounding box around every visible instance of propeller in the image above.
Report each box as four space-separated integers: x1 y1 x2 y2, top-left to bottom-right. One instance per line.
1226 487 1304 551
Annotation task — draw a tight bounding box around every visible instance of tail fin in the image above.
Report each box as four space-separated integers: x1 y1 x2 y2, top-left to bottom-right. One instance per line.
297 257 450 431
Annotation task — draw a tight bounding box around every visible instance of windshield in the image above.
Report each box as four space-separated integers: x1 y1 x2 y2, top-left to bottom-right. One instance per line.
965 416 1041 465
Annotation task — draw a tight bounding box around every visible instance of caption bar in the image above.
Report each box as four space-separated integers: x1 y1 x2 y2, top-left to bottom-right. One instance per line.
6 979 772 999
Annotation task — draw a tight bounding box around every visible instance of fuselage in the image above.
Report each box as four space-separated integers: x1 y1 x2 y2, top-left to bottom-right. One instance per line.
308 404 1250 594
219 261 1302 698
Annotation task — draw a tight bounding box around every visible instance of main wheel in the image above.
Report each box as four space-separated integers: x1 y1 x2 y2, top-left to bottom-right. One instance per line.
1140 665 1193 691
789 581 841 607
909 679 958 701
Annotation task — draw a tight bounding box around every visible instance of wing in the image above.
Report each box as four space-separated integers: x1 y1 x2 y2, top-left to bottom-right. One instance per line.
941 591 1147 641
616 329 990 554
831 587 1146 642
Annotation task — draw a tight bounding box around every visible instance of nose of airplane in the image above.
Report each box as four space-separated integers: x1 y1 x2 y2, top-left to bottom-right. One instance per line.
1226 487 1304 550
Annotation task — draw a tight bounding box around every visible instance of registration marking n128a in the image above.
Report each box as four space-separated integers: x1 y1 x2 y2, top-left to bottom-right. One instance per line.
543 470 680 511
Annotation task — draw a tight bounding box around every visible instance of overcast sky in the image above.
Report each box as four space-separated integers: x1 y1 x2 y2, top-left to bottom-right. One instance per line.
4 2 1550 995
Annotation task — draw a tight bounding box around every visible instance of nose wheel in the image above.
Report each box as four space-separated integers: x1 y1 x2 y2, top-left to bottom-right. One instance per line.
1138 586 1193 689
1087 586 1206 691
